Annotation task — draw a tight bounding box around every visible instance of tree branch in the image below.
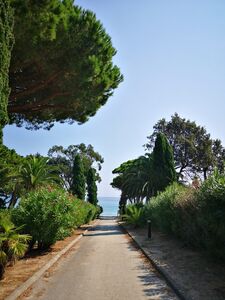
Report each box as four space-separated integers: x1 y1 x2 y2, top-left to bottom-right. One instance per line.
10 71 62 101
8 92 70 113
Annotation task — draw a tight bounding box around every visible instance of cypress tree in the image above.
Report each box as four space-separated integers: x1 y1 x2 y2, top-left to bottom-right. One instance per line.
152 133 176 194
0 2 14 143
71 155 86 200
87 168 98 205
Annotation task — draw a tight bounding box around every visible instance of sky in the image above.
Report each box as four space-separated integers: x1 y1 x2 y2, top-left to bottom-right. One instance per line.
4 0 225 197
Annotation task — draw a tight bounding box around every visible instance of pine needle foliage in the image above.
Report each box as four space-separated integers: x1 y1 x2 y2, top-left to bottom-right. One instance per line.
71 155 86 200
87 168 98 206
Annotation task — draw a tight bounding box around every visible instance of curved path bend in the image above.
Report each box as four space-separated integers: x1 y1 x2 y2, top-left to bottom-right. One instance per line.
25 219 177 300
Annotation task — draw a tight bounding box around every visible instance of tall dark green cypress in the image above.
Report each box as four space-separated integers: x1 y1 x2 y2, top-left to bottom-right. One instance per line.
0 1 14 143
71 155 86 200
87 168 98 205
152 133 176 194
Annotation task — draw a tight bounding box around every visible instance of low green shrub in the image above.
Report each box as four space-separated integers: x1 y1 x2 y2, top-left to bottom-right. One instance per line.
144 172 225 261
0 211 30 278
12 187 97 249
195 171 225 259
123 204 145 227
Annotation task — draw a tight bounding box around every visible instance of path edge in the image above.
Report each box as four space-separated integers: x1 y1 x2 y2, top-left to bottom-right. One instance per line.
5 222 96 300
119 222 188 300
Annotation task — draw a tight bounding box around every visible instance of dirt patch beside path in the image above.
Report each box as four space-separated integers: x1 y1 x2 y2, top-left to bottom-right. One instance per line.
123 224 225 300
0 222 95 300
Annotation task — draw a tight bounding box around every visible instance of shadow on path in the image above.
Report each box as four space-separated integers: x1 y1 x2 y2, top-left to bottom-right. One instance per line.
122 227 177 299
84 232 124 237
85 220 176 299
99 216 118 220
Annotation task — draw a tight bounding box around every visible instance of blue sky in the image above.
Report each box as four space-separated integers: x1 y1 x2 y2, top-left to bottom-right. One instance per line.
4 0 225 196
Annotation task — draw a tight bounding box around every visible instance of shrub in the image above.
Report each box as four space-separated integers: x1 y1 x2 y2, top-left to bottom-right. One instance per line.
145 183 189 234
0 211 30 278
195 171 225 259
144 172 225 261
12 187 97 249
123 204 145 228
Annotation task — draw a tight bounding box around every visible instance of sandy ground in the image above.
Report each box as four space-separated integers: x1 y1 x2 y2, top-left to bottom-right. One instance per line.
19 219 177 300
125 225 225 300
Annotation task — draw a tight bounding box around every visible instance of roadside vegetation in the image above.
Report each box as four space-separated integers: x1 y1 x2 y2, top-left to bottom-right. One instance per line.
0 0 121 279
0 150 102 278
112 114 225 261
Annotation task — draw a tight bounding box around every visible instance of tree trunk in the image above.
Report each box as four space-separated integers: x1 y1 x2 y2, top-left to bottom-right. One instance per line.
8 191 18 208
203 168 208 181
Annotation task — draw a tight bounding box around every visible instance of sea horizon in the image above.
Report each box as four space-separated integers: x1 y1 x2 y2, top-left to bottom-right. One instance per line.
98 196 120 216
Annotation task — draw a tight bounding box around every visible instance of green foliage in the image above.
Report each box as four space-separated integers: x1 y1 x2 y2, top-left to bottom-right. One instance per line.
48 143 104 190
145 171 225 261
0 1 14 135
87 168 98 205
152 133 176 194
12 187 97 249
145 183 188 234
0 145 23 207
95 205 103 218
0 210 30 278
123 204 145 228
111 133 176 204
71 155 86 200
19 156 61 191
146 113 225 181
112 155 153 202
195 170 225 258
9 1 123 130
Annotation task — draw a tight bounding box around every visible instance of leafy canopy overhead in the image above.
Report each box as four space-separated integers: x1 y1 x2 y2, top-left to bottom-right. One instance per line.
9 0 123 129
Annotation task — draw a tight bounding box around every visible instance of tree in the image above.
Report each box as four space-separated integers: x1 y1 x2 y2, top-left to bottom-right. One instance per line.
71 155 86 200
87 168 98 205
111 134 176 204
111 155 153 203
6 155 61 208
0 1 14 142
152 133 176 194
48 143 104 191
19 156 61 191
8 0 123 130
0 145 23 208
146 113 225 181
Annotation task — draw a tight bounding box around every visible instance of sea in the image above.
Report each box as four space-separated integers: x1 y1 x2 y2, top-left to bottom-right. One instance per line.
98 197 120 216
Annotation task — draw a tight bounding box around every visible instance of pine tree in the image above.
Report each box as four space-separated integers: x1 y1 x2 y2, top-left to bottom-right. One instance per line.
0 2 14 142
152 133 176 194
71 155 86 200
87 168 98 205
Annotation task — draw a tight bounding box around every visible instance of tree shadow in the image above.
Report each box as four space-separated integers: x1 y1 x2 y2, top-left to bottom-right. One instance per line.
99 215 118 219
87 224 122 232
84 231 124 237
124 236 176 299
85 222 125 237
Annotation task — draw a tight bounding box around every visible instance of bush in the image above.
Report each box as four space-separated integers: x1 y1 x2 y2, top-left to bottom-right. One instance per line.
123 204 145 227
195 171 225 259
144 172 225 261
12 187 97 249
145 183 190 233
0 210 30 278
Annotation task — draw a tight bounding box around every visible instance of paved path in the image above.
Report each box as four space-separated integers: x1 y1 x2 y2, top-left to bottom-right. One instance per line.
25 219 177 300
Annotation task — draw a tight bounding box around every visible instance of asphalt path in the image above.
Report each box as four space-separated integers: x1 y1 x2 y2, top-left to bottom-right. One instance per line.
25 219 177 300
